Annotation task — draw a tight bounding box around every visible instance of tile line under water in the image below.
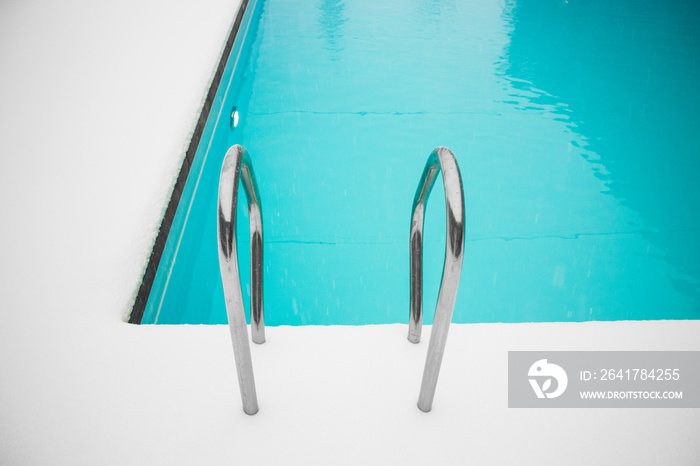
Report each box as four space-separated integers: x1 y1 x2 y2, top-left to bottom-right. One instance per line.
468 226 700 243
248 110 506 116
153 0 259 324
264 226 700 246
246 109 641 117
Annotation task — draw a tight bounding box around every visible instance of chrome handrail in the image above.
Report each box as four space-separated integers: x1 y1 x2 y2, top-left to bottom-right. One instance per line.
217 144 264 415
408 147 465 412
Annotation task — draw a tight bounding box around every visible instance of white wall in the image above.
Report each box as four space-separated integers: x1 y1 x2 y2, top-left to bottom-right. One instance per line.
0 0 241 325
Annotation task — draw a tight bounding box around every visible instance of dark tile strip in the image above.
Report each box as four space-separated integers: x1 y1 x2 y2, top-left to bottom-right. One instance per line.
129 0 250 324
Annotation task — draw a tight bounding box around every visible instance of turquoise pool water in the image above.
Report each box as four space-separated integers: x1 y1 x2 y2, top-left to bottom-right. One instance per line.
142 0 700 325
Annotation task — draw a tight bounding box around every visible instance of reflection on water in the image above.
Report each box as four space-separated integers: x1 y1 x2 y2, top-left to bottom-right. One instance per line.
500 0 700 311
416 0 455 26
317 0 347 58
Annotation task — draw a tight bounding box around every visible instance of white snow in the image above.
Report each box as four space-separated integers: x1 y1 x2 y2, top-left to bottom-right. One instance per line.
0 1 699 465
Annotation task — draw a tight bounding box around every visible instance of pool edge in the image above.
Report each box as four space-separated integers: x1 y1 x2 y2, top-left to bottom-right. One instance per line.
128 0 251 324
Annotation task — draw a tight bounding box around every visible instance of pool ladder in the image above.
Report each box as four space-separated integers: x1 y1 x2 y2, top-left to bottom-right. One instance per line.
217 145 263 415
409 147 465 412
217 145 465 414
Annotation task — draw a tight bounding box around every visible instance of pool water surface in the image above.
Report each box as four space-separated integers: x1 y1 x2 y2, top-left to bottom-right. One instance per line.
141 0 700 325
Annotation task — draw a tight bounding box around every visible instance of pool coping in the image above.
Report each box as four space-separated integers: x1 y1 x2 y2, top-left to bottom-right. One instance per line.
129 0 250 324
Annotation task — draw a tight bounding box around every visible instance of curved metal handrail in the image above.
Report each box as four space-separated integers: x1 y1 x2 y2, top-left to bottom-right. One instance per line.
217 144 264 415
408 146 465 412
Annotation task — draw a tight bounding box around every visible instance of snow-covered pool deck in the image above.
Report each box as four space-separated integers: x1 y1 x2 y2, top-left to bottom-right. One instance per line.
1 1 699 464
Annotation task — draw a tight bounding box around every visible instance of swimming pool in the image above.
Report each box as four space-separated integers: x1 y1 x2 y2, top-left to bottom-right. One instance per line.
134 0 700 325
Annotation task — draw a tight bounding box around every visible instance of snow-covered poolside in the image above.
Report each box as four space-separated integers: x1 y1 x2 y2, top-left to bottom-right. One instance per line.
0 1 698 464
